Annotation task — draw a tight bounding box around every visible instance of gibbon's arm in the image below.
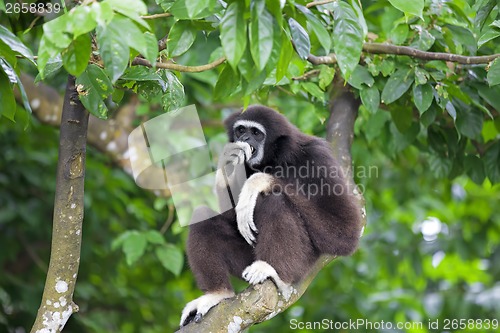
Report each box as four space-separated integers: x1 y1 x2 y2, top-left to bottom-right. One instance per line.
235 172 274 245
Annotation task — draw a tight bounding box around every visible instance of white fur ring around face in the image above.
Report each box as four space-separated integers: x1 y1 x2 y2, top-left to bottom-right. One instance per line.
179 291 235 327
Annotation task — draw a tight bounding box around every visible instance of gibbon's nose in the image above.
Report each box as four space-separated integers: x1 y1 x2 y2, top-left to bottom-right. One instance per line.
240 133 251 142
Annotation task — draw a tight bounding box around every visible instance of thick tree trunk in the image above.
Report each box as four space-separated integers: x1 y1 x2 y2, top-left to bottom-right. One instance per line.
31 76 89 333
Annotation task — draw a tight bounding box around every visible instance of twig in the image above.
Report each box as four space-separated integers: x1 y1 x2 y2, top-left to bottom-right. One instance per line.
306 0 337 8
307 54 336 65
142 13 172 19
160 204 175 234
363 43 500 64
132 57 226 73
307 44 500 66
292 69 321 81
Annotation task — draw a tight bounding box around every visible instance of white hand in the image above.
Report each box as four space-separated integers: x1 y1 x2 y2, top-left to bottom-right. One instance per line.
235 173 273 245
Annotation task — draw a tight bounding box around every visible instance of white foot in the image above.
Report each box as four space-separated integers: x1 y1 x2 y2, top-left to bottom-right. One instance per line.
180 290 234 326
242 260 293 300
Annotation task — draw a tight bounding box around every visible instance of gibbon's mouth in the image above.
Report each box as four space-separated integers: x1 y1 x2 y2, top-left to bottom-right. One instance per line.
249 145 256 156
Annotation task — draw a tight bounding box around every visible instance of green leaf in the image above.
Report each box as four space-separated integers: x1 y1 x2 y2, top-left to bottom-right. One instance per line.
106 0 150 29
70 5 98 38
249 0 274 71
122 231 147 266
0 59 31 120
288 18 310 60
96 16 130 83
214 64 240 100
445 101 457 122
146 230 166 245
237 47 255 81
484 141 500 183
42 14 73 49
76 64 114 119
220 2 247 69
276 31 293 82
264 22 282 75
36 36 60 80
35 55 63 83
476 84 500 113
318 65 335 90
167 21 197 58
414 67 429 85
412 29 435 51
360 86 380 114
161 70 185 112
0 40 17 68
487 58 500 86
0 68 16 121
474 0 497 34
364 110 390 141
169 0 218 19
62 34 91 77
332 1 364 80
456 110 483 139
244 70 267 95
155 244 184 276
302 82 325 101
0 25 35 65
143 32 159 65
296 4 331 52
381 67 414 104
429 154 453 179
185 0 211 18
389 24 409 45
120 66 163 81
388 0 424 19
90 1 114 26
348 65 374 89
421 105 437 128
464 155 486 184
390 107 412 133
478 29 500 48
413 83 433 115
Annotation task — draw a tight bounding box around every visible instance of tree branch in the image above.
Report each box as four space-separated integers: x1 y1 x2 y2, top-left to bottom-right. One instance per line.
132 56 226 73
362 43 500 64
31 75 89 333
18 74 136 174
176 87 366 333
308 43 500 66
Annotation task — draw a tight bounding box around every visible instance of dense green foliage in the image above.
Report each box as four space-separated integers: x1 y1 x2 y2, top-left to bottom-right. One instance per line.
1 0 500 332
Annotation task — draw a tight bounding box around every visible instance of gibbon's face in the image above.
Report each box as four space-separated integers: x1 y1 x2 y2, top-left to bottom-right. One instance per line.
232 120 266 166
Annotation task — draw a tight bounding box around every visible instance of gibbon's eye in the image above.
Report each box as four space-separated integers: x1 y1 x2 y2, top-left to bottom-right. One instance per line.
251 127 262 137
235 126 246 137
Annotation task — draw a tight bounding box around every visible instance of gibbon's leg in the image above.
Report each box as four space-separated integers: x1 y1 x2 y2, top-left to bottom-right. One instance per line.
181 206 253 326
242 194 318 299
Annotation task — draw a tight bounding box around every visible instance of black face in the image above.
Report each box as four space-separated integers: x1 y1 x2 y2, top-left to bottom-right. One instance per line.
234 125 265 158
225 105 296 167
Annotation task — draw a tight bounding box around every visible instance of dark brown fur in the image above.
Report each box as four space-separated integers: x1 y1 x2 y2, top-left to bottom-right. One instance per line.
186 105 363 292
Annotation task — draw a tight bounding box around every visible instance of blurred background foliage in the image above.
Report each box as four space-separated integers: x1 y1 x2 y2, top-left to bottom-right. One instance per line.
1 0 500 332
